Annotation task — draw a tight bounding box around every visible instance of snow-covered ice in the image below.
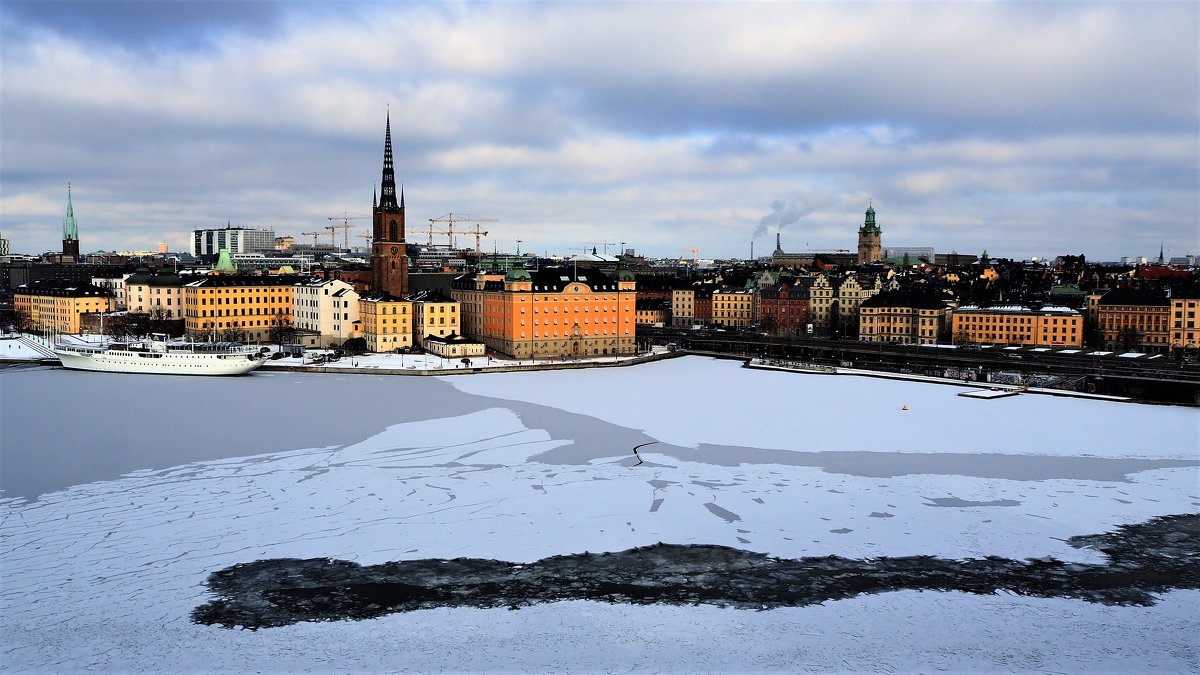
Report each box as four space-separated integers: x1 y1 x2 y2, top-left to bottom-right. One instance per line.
1 357 1197 672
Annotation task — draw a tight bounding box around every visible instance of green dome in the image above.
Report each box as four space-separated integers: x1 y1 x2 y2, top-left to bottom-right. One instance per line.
505 269 531 281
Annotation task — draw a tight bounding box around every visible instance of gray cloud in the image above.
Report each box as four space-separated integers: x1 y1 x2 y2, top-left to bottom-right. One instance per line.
0 2 1195 262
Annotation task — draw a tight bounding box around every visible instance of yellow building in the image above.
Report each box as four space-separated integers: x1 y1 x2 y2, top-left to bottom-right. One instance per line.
859 290 947 345
635 299 670 327
451 266 636 359
14 280 116 334
951 305 1083 347
182 274 306 342
1169 295 1200 352
409 290 460 349
671 288 696 327
1096 288 1170 352
712 288 753 328
358 292 414 353
808 273 882 336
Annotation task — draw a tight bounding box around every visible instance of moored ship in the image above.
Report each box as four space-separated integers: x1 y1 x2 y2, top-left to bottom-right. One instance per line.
55 334 266 376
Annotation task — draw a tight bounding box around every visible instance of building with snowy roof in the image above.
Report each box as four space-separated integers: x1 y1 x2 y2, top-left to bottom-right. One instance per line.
14 279 116 334
951 304 1083 347
859 290 948 345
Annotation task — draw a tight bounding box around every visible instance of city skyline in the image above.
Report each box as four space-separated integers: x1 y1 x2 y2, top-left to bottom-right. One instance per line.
1 1 1196 261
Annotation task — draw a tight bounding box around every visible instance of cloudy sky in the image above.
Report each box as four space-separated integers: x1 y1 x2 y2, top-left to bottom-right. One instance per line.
1 1 1196 262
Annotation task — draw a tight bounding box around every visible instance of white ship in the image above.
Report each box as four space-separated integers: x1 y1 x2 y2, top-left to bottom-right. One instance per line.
55 334 266 376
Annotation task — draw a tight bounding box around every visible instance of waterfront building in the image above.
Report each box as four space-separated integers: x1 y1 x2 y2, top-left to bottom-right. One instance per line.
14 279 115 334
757 279 812 337
358 292 413 353
1096 288 1170 353
835 273 882 337
450 266 636 359
125 268 186 319
809 272 882 336
422 332 486 360
671 287 696 327
292 277 360 348
712 288 754 329
951 305 1083 347
91 273 130 309
182 274 305 342
859 290 947 345
1169 294 1200 352
635 299 670 326
693 287 713 325
409 289 460 349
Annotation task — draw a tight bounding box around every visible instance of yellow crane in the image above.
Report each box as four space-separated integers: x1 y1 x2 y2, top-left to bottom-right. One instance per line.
327 213 367 249
680 247 700 263
428 213 497 250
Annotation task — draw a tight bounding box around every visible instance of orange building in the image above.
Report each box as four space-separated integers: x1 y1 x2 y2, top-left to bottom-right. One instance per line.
951 305 1083 347
14 279 116 334
182 275 306 342
451 266 636 359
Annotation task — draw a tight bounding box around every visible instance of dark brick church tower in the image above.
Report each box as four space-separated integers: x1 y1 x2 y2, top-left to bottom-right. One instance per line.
370 114 408 295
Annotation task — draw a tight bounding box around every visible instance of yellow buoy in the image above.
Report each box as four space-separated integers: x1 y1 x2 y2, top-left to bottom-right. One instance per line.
902 405 908 411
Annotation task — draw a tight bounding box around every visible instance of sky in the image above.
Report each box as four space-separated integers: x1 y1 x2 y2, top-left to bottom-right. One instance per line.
1 1 1197 262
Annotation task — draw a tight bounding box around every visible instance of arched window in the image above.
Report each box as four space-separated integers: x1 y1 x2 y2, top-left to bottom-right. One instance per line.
389 220 398 241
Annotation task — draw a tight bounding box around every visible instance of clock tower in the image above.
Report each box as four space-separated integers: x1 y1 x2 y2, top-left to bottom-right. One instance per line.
371 113 409 295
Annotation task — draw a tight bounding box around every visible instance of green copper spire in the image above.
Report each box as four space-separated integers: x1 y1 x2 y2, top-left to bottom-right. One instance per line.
63 182 79 241
859 201 880 234
213 248 236 273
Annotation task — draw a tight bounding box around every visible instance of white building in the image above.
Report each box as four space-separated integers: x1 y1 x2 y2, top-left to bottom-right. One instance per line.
191 226 275 259
292 278 360 346
124 269 186 319
91 274 130 309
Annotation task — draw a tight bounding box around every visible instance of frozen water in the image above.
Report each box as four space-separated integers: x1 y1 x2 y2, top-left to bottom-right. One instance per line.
1 357 1197 671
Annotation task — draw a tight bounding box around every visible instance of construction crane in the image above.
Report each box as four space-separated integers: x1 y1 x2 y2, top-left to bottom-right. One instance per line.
587 240 618 255
428 213 497 250
300 231 323 247
356 232 373 252
680 247 700 263
327 212 367 249
463 224 489 254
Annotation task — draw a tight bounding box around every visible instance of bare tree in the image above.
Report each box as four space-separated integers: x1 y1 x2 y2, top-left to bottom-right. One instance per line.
267 310 296 348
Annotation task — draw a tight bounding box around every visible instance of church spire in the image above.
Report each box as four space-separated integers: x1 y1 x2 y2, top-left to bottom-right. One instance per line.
63 182 78 241
379 112 399 210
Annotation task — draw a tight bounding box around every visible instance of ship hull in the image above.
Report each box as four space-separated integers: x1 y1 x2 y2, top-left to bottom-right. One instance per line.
55 345 265 376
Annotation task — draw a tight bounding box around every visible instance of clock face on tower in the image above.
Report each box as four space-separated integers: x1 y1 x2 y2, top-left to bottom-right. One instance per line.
390 246 398 254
